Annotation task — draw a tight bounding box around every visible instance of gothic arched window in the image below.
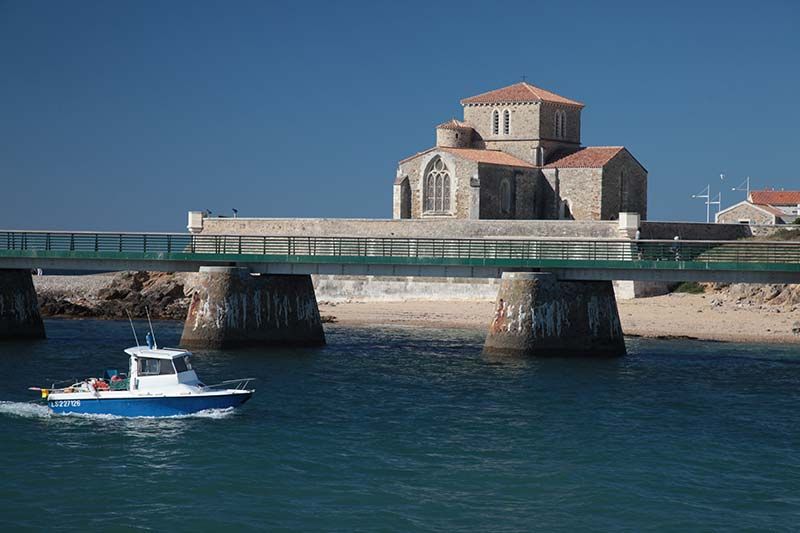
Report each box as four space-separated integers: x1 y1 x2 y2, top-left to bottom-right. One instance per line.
560 110 567 139
503 109 510 134
424 157 452 213
492 109 500 135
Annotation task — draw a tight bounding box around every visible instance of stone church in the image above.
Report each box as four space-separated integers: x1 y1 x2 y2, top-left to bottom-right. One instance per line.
393 82 647 221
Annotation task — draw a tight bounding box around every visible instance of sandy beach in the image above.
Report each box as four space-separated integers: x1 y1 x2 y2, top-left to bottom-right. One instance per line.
320 293 800 344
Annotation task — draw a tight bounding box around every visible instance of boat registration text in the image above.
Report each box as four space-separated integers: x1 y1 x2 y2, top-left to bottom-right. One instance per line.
51 400 81 407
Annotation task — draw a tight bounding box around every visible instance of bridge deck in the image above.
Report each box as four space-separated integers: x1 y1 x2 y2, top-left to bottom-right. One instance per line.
1 231 799 283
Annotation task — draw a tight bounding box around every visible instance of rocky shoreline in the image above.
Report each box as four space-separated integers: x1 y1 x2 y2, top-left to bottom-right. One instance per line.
35 271 192 320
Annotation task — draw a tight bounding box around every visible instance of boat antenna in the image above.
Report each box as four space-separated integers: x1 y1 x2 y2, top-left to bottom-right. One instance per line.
125 310 140 347
145 306 158 349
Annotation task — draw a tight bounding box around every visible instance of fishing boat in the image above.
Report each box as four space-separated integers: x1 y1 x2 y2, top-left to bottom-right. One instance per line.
32 345 254 417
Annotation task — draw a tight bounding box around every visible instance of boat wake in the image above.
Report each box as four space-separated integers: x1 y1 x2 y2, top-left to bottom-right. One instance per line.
0 401 53 419
0 401 237 421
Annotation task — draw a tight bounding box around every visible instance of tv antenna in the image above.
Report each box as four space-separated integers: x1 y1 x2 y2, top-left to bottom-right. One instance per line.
731 176 751 199
692 184 722 223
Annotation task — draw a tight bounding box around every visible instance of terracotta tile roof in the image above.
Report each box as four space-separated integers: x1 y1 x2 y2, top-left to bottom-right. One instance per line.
544 146 624 168
437 119 473 130
461 82 584 107
439 147 535 168
749 190 800 206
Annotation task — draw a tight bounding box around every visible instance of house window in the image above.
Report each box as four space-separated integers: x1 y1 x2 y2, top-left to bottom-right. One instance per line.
503 109 510 134
500 179 512 215
424 157 451 213
492 109 499 135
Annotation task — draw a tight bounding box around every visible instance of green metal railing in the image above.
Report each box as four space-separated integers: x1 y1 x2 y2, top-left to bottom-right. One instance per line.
1 230 799 270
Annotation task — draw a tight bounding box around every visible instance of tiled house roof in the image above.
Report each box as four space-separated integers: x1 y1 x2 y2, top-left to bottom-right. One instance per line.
461 82 584 107
544 147 624 168
436 119 473 130
440 148 535 168
749 191 800 205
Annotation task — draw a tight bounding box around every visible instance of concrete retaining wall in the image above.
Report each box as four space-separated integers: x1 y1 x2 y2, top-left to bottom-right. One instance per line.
311 275 662 302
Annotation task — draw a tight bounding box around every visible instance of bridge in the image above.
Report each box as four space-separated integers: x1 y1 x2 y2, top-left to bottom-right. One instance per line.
1 229 798 356
2 230 799 284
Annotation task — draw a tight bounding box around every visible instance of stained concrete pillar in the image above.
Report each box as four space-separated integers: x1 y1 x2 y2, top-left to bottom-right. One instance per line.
180 267 325 349
0 269 46 340
483 272 625 357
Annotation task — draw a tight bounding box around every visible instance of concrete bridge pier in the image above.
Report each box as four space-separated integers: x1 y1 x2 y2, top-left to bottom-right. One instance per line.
180 267 325 349
483 272 625 357
0 269 46 340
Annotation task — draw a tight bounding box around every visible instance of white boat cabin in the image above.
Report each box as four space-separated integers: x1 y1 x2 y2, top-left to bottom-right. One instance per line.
124 347 204 392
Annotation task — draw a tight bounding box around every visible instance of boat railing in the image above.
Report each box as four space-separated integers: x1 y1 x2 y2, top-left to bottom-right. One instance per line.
203 378 255 391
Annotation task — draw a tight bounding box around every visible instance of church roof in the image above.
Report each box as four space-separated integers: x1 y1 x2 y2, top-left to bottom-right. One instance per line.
437 119 473 131
399 147 535 168
544 146 625 168
749 190 800 206
461 82 584 107
439 147 536 168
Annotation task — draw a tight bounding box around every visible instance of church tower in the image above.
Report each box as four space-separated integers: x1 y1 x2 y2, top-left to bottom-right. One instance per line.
460 82 583 165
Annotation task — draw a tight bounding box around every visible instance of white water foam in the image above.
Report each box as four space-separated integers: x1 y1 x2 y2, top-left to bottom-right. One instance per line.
0 401 53 419
0 402 236 421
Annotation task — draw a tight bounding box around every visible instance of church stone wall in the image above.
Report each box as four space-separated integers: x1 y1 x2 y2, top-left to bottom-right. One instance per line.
557 168 604 220
463 103 540 146
478 165 540 219
397 151 477 219
540 103 582 145
601 151 648 220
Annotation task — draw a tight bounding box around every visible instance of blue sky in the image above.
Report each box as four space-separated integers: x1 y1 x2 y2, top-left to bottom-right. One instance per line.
1 0 798 231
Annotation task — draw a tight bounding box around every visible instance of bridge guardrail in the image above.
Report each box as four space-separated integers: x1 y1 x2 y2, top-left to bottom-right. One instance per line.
1 231 799 266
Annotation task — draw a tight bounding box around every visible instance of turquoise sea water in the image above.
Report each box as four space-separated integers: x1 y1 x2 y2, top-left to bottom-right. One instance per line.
0 319 799 531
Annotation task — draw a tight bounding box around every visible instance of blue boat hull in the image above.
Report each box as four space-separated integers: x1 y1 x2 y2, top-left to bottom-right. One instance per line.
48 392 252 417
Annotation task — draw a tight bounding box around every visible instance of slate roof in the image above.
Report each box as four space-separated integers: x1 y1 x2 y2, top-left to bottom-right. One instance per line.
749 190 800 206
461 82 584 107
544 147 625 168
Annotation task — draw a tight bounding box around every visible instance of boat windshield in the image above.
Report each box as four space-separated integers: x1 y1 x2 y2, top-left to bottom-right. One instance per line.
173 355 192 373
138 357 176 376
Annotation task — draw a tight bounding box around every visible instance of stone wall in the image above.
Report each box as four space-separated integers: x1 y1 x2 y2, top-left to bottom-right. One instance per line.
601 150 648 220
558 167 603 220
463 102 540 148
199 217 622 239
396 150 477 219
477 165 540 219
716 203 775 225
539 102 582 145
641 221 752 240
